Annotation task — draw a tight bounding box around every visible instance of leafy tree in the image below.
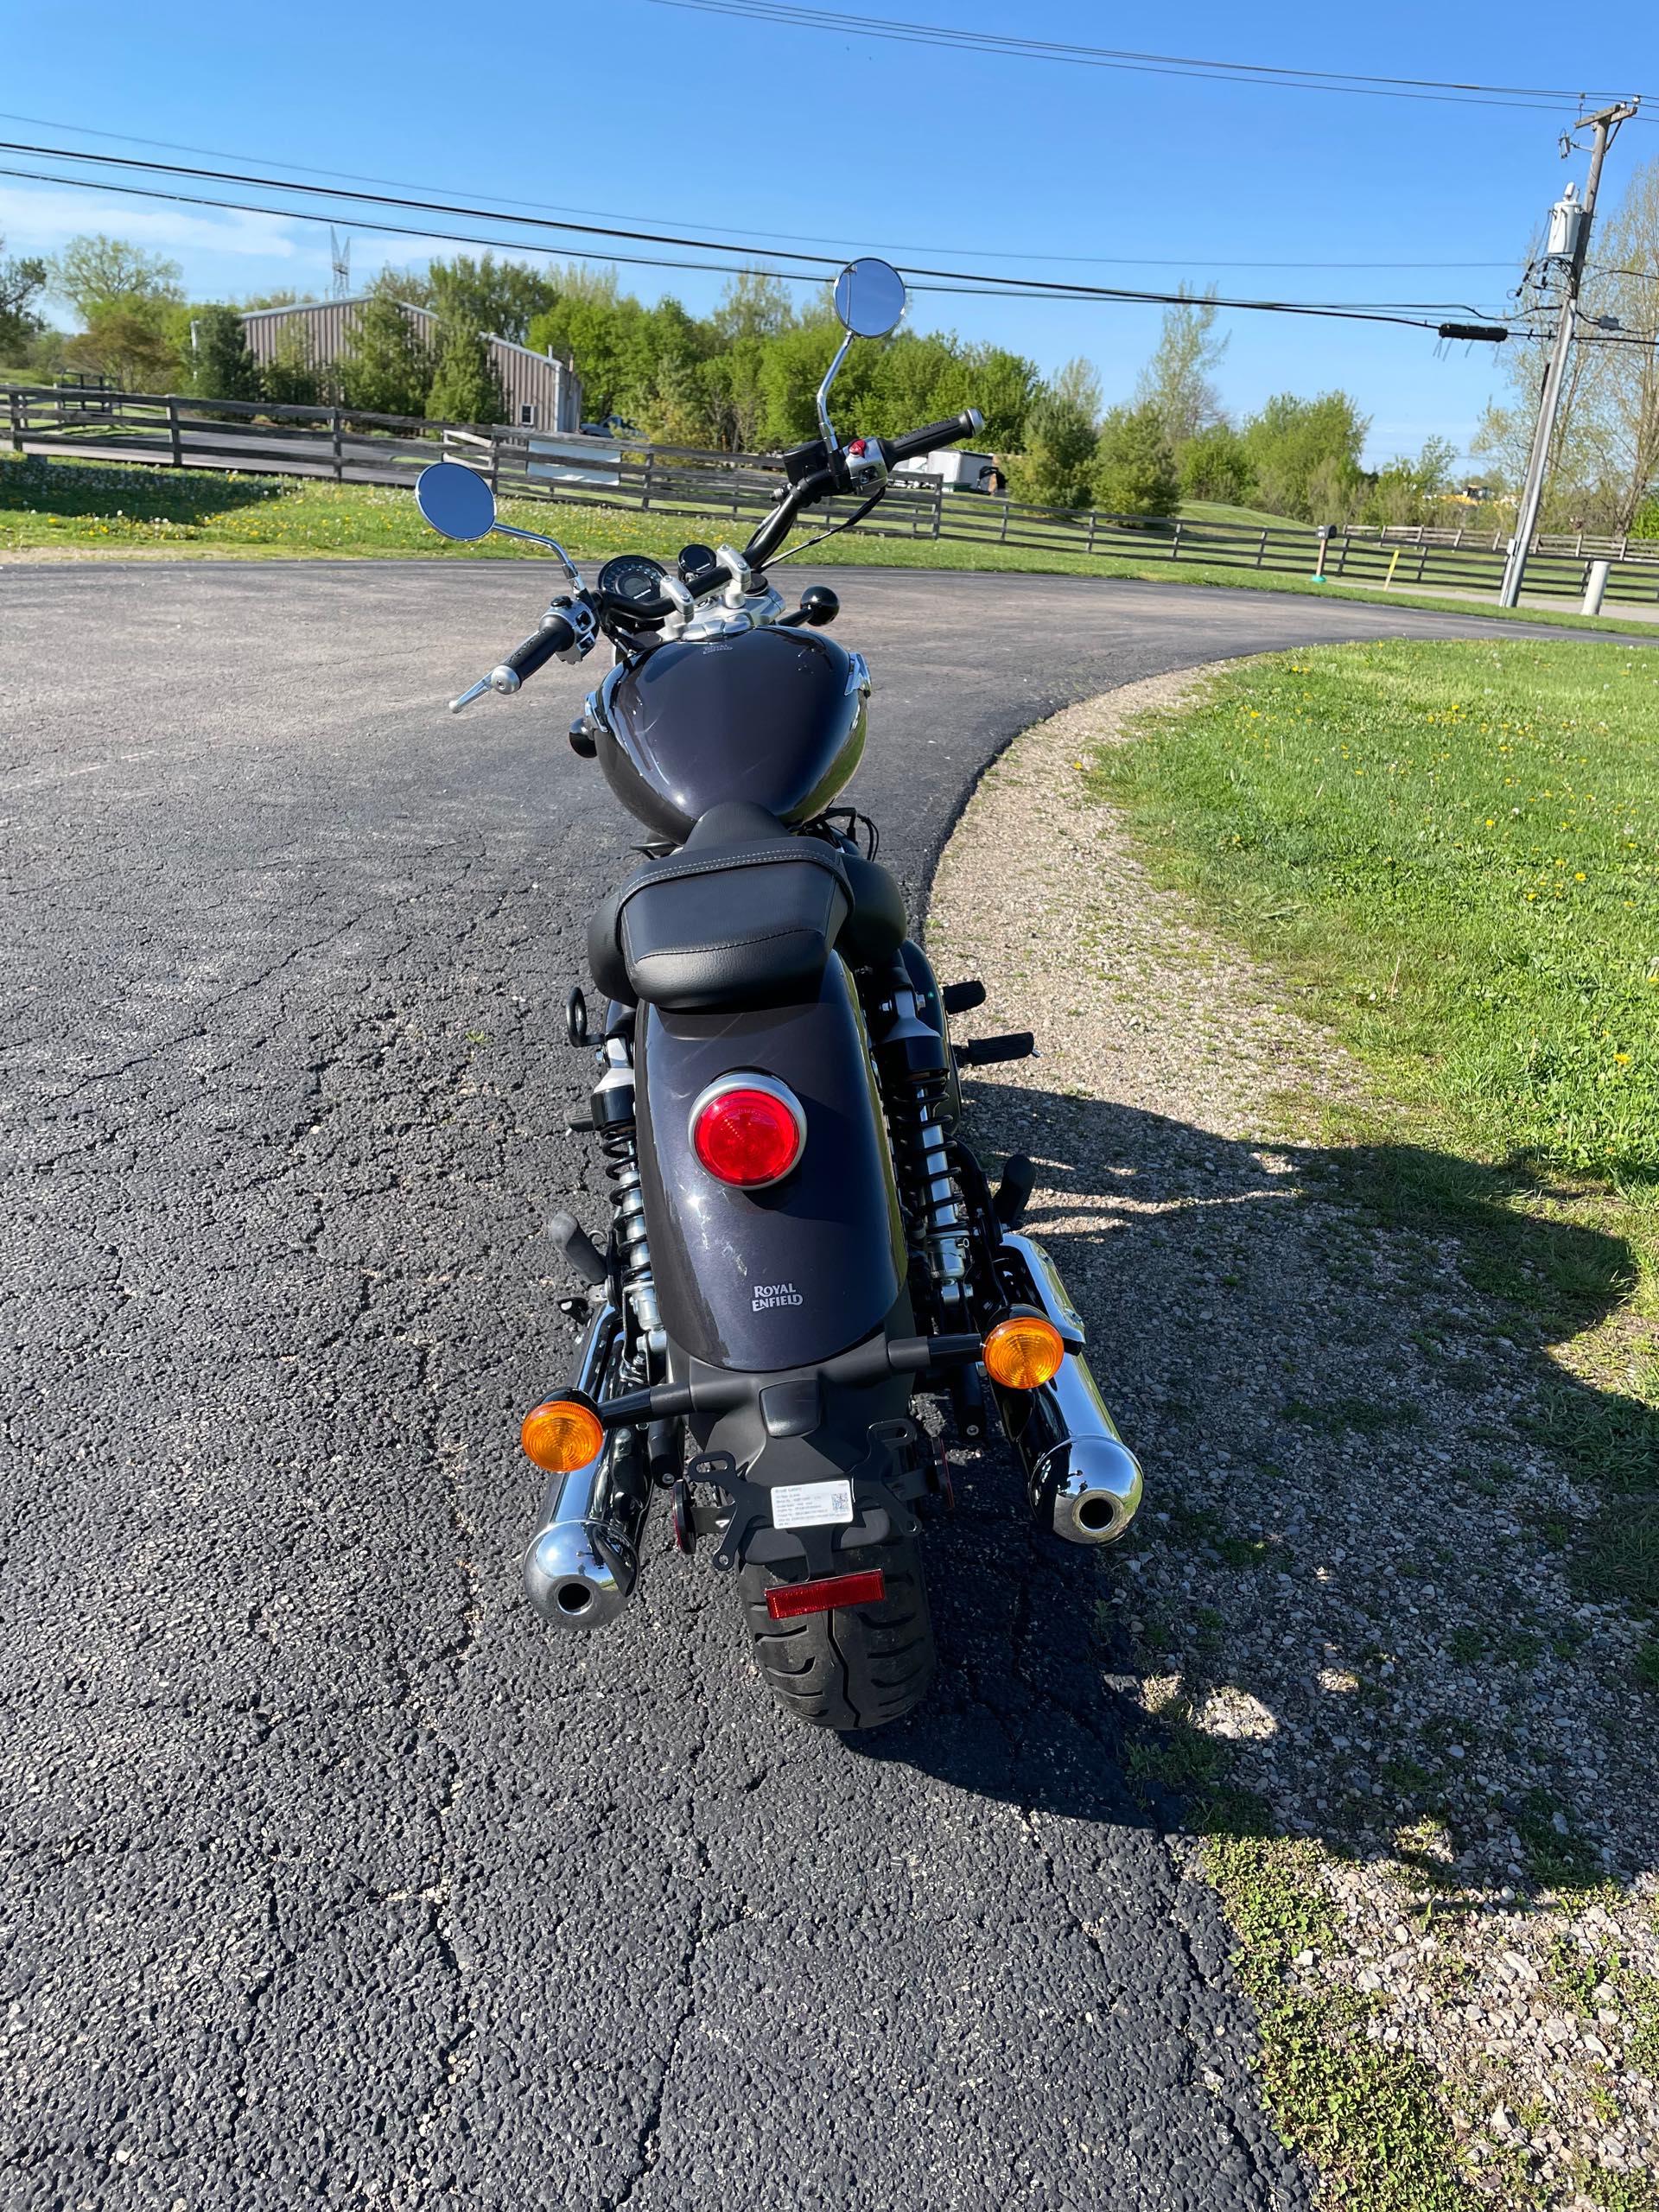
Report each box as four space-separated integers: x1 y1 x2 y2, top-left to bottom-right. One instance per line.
50 234 183 321
426 312 506 425
1178 423 1255 505
427 253 559 345
1134 291 1227 449
1093 402 1179 517
1006 358 1101 508
1241 391 1369 520
960 343 1039 448
50 233 186 390
1359 435 1457 527
63 306 181 389
697 339 770 450
338 284 432 416
260 324 323 408
712 270 796 345
186 305 261 405
0 237 49 363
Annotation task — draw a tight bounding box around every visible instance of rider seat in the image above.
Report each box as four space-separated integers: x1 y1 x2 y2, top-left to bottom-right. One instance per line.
588 801 906 1013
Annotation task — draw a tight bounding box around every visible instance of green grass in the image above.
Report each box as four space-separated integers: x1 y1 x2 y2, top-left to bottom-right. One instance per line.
1179 497 1317 534
1093 640 1659 1203
1129 1719 1481 2210
2 456 1652 635
1093 639 1659 1608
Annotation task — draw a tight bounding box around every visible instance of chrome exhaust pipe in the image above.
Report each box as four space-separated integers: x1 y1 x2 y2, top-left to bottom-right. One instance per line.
521 1304 653 1630
990 1233 1143 1547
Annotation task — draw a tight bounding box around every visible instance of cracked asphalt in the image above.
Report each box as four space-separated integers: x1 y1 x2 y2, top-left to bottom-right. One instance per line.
3 558 1620 2212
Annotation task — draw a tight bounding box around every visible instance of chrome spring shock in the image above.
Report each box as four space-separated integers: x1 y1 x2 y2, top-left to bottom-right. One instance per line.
595 1036 665 1363
888 1065 970 1313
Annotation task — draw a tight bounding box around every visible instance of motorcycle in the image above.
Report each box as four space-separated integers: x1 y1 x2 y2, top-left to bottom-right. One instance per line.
415 257 1142 1730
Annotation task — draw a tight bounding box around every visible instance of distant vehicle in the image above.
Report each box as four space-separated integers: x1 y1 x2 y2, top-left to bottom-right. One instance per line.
893 448 1002 495
581 414 641 438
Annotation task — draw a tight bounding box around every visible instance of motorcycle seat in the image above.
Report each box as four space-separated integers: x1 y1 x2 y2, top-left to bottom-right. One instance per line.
588 802 906 1012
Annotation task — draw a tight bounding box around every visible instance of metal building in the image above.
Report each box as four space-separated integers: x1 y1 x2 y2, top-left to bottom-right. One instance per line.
238 296 582 430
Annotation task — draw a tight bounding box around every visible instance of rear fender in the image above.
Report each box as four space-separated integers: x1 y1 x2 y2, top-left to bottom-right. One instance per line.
635 955 905 1371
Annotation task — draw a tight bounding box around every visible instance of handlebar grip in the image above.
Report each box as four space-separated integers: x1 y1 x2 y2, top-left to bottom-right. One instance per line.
499 614 575 680
882 409 985 467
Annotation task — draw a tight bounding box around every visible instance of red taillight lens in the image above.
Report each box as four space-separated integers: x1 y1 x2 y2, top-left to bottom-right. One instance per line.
690 1079 804 1187
765 1569 887 1620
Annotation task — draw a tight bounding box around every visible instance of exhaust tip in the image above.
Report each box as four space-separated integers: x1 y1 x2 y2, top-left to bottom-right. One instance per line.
524 1522 635 1630
1047 1436 1143 1548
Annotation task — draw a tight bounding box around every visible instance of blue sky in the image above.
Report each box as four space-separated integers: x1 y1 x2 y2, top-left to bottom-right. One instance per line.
2 0 1654 467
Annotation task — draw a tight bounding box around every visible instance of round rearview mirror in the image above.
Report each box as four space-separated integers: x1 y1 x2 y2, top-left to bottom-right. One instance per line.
833 257 907 339
416 461 498 542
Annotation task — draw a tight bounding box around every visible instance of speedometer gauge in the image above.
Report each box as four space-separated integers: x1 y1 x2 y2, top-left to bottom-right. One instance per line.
597 554 668 606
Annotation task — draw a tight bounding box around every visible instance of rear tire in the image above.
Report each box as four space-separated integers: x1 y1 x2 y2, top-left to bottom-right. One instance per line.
739 1529 937 1731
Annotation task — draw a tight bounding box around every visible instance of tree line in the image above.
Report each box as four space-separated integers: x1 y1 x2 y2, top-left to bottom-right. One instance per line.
16 219 1651 533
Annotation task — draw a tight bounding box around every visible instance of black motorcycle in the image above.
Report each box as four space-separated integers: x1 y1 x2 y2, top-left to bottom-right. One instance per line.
415 258 1142 1730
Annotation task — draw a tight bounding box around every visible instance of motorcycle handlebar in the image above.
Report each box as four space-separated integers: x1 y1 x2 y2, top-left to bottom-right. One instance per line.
499 613 577 677
880 408 985 467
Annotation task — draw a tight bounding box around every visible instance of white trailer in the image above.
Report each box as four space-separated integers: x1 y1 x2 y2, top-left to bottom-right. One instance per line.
892 448 1001 494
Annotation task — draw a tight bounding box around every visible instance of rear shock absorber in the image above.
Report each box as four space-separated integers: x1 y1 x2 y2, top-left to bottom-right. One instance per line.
869 958 969 1314
887 1065 969 1311
592 1031 665 1362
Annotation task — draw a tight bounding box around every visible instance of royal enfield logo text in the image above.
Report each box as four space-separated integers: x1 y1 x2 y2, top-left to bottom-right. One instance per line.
751 1281 804 1312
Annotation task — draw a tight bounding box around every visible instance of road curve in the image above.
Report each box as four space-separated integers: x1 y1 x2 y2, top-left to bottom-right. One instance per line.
3 562 1635 2212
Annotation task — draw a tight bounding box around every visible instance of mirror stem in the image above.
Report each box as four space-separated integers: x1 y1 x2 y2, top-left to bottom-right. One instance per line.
493 522 583 586
814 329 855 454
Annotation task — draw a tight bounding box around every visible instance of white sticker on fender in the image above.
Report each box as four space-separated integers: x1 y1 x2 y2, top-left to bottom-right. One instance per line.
771 1479 855 1530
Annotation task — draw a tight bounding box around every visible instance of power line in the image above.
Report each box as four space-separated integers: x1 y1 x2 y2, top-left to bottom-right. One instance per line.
0 108 1522 270
5 143 1503 325
643 0 1646 115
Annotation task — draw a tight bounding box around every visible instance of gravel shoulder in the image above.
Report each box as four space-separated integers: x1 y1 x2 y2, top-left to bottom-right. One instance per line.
927 671 1659 2211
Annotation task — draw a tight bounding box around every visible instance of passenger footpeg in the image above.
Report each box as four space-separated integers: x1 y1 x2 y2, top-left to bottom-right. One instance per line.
942 979 987 1014
548 1209 607 1287
993 1151 1036 1228
958 1031 1035 1067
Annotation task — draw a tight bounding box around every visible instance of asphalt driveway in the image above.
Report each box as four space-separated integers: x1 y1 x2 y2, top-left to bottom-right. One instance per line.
3 559 1636 2211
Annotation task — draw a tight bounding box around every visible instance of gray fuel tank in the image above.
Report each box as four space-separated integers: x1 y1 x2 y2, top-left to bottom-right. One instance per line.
596 626 866 842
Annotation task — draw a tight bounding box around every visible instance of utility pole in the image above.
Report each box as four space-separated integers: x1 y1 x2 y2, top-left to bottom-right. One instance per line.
1498 99 1639 607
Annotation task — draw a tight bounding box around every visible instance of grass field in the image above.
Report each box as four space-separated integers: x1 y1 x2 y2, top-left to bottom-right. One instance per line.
2 456 1650 636
1094 638 1659 1601
1096 640 1659 1193
1178 497 1318 534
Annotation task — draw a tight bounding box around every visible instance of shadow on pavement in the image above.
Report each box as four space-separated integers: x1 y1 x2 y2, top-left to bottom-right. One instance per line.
854 1077 1657 1914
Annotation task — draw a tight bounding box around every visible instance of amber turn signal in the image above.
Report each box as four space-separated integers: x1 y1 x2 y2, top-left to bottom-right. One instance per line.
520 1396 605 1474
982 1312 1065 1391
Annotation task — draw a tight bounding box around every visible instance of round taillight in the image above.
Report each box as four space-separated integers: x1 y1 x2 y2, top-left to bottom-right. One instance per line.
690 1077 804 1188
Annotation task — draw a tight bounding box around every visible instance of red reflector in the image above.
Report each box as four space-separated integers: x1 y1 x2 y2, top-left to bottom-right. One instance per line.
765 1568 887 1620
691 1083 804 1187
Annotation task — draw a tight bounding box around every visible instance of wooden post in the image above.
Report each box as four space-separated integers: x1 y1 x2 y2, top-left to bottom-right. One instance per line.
931 485 942 539
1171 520 1183 562
1085 509 1097 556
640 449 654 512
8 387 22 454
168 396 183 468
489 431 500 495
999 497 1009 544
332 408 344 482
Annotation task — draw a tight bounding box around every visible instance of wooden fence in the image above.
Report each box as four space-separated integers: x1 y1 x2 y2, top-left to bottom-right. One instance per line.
8 381 1659 608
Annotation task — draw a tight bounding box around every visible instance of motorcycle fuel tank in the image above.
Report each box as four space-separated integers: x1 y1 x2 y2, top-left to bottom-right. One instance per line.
595 627 867 842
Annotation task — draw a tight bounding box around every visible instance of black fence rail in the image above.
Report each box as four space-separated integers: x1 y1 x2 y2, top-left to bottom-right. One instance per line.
9 382 1659 607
